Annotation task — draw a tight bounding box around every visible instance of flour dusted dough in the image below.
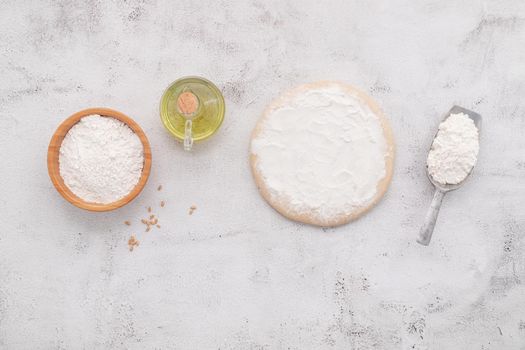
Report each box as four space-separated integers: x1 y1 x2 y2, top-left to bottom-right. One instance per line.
250 81 395 227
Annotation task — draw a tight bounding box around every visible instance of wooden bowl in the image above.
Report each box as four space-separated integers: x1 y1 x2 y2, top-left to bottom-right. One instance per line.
47 107 152 211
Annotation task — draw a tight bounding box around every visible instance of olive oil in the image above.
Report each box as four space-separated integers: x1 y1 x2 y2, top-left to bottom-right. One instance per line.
160 76 225 150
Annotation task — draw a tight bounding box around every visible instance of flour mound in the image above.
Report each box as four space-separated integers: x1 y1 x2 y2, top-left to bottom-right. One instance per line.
59 115 144 204
427 113 479 185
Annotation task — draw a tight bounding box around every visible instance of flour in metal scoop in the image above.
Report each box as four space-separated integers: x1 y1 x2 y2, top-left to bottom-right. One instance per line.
427 112 479 185
59 115 144 204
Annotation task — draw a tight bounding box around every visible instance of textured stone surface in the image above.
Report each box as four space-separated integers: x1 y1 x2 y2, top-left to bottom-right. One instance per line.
1 1 525 349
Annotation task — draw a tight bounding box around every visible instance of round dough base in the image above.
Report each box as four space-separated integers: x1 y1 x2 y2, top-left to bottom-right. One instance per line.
250 81 395 227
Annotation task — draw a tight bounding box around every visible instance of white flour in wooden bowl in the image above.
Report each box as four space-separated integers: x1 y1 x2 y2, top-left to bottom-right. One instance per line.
59 115 144 204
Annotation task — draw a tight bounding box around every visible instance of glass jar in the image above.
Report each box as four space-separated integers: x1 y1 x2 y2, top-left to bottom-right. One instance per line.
160 76 225 150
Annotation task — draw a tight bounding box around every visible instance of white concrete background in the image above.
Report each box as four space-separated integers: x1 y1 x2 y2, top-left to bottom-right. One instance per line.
1 0 524 349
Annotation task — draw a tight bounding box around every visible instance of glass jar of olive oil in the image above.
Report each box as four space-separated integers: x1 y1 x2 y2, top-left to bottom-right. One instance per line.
160 76 225 150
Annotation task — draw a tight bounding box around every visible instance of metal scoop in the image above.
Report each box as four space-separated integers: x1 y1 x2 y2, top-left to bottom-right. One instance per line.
417 105 482 246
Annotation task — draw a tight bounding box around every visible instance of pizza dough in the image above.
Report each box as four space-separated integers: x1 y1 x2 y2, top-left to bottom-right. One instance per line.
250 81 395 227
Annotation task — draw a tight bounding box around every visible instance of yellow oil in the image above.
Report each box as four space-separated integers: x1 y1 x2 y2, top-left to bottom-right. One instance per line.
160 77 225 142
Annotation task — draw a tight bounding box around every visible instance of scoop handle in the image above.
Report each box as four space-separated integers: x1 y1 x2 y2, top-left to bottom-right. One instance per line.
417 189 445 246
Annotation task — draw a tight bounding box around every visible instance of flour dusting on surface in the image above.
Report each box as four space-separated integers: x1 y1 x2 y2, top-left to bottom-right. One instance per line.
427 113 479 185
59 115 144 204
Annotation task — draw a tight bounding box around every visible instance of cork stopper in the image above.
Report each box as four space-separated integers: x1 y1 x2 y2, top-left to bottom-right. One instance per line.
177 91 199 117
